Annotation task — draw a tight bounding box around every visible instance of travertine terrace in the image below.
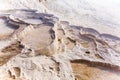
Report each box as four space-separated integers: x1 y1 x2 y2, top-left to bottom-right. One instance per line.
0 9 120 80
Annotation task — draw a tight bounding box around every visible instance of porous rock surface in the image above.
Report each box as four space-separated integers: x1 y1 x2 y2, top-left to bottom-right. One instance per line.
0 9 120 80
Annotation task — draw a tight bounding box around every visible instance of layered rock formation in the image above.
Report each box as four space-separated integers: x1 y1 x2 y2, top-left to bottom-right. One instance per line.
0 9 120 80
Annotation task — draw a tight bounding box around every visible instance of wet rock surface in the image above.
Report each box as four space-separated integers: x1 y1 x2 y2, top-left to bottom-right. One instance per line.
0 8 120 80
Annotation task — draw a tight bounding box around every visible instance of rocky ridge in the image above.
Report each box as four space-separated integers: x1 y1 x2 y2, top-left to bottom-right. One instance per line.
0 9 120 80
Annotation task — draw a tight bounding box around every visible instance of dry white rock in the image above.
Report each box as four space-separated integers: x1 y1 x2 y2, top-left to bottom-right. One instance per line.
0 0 120 80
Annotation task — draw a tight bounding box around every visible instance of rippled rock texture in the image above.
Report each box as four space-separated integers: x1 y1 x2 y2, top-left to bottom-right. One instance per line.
0 9 120 80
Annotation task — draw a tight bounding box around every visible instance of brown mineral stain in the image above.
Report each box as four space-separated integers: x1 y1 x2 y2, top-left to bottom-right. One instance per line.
71 60 120 80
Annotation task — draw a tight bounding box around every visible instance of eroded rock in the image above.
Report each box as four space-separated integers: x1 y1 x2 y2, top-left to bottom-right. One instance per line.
0 9 120 80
